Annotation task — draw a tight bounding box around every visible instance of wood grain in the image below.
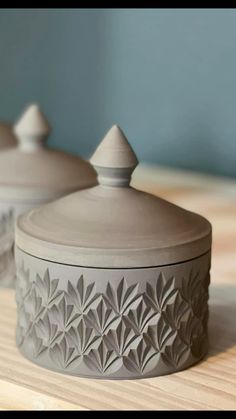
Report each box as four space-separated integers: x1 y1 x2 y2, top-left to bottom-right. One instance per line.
0 164 236 410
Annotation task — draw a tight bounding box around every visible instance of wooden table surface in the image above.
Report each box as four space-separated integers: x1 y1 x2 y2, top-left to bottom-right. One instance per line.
1 164 236 410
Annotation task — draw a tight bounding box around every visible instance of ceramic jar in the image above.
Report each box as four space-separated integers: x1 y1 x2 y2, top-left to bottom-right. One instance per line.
15 125 212 379
0 104 96 287
0 122 16 149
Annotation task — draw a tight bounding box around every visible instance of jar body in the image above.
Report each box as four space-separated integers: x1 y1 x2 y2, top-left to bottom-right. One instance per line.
15 247 211 379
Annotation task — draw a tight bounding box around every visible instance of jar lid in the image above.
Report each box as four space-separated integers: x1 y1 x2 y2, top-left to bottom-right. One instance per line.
16 125 212 268
0 104 96 201
0 122 16 149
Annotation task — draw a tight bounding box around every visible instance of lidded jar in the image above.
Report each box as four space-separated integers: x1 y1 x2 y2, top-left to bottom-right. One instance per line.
0 104 96 287
15 125 212 379
0 122 17 149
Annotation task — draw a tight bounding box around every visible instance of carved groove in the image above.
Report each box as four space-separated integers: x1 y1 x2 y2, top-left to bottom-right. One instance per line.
16 261 210 378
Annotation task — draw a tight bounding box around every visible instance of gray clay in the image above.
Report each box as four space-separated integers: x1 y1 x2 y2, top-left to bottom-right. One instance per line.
15 125 212 379
15 248 210 379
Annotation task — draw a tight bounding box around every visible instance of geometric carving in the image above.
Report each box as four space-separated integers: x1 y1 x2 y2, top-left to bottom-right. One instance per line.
104 279 141 315
16 252 210 378
84 342 121 374
104 320 141 356
123 340 158 374
143 317 176 352
65 276 100 314
49 337 81 369
144 273 177 312
162 292 189 330
67 319 100 354
35 270 63 309
85 298 119 335
161 335 190 368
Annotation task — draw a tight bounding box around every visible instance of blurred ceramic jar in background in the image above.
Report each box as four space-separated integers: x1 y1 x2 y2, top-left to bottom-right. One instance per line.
0 104 96 287
0 121 17 149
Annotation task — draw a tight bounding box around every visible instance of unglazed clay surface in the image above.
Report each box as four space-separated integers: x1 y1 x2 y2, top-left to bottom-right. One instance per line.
15 248 210 379
0 122 16 149
0 104 96 288
0 104 96 191
16 125 211 268
0 208 15 287
0 199 56 288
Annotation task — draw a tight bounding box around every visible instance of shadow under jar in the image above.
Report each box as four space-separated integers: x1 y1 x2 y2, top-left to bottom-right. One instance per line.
0 104 96 287
15 125 212 379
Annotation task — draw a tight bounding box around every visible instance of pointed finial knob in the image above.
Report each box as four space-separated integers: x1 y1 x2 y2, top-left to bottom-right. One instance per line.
90 125 138 187
14 104 51 151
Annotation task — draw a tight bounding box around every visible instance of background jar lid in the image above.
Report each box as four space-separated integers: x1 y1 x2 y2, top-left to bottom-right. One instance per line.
0 104 96 203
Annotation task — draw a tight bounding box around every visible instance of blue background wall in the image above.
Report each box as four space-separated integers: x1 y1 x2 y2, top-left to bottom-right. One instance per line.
0 9 236 177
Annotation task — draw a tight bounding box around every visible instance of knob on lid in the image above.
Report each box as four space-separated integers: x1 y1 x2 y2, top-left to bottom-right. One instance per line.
16 125 212 268
90 125 138 187
14 104 50 151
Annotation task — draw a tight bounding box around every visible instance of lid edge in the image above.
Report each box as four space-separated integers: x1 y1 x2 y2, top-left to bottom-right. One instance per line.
15 223 212 269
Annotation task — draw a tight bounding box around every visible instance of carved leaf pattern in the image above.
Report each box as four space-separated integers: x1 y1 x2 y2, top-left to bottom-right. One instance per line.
65 276 100 314
34 312 63 347
180 269 209 318
16 264 210 376
48 296 80 331
104 320 141 355
50 337 81 369
177 312 201 346
66 319 101 354
144 273 178 313
85 298 118 334
161 335 190 368
84 342 121 374
35 270 63 307
162 292 189 330
104 279 141 315
181 270 201 303
27 288 44 322
28 327 47 358
144 316 176 351
124 300 158 333
124 340 158 374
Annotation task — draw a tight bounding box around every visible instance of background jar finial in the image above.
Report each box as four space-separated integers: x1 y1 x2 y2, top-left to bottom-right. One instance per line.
14 104 51 152
90 124 138 187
